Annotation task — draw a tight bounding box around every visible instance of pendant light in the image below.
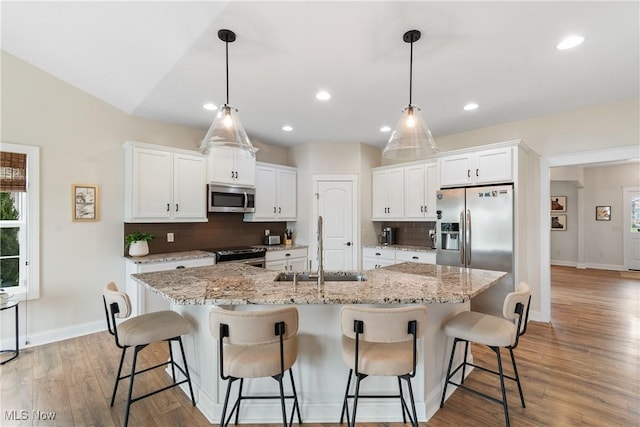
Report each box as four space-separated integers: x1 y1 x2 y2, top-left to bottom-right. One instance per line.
383 30 439 160
199 29 257 156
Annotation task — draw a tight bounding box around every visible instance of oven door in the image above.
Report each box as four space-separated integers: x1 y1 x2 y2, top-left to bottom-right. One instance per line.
219 258 265 268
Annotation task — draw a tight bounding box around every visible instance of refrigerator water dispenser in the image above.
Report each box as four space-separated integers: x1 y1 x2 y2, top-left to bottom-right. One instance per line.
440 222 460 251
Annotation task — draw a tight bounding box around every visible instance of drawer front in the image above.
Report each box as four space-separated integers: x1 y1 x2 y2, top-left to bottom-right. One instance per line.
395 250 436 264
266 248 308 262
362 247 395 261
137 257 214 273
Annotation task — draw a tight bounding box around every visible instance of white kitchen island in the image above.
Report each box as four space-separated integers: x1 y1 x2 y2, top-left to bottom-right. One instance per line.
131 262 505 424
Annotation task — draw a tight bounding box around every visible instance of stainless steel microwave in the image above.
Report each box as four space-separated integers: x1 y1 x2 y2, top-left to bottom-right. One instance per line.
208 184 256 213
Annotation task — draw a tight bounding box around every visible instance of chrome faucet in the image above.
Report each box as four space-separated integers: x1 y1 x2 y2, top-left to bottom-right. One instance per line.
317 215 325 290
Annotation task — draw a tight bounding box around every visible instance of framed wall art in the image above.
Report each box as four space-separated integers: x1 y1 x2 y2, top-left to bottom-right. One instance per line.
596 206 611 221
550 196 566 213
551 215 566 231
72 184 98 221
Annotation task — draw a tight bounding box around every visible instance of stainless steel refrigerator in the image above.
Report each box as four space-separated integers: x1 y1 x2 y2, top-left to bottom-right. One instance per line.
436 184 514 316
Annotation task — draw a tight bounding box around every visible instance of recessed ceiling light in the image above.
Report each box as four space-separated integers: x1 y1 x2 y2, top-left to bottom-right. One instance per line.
380 126 392 132
556 35 584 50
203 103 217 111
282 125 293 132
463 103 479 111
316 91 331 101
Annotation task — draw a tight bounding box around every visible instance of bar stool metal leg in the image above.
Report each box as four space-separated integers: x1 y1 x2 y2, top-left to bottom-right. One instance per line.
509 347 526 407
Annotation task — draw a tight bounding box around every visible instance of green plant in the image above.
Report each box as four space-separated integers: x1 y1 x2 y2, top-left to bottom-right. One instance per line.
125 231 154 248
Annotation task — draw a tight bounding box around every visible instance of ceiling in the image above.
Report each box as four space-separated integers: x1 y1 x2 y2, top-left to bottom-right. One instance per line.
2 1 638 149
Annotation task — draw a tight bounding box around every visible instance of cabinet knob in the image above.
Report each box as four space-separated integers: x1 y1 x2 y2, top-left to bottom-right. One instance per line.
345 242 352 246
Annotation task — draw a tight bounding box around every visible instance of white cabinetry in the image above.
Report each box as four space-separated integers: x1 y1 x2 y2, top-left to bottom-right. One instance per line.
404 163 438 220
124 256 215 316
207 146 256 186
362 246 436 269
395 250 436 264
245 163 297 222
124 141 207 223
372 168 405 220
362 247 396 270
439 146 513 187
265 248 308 271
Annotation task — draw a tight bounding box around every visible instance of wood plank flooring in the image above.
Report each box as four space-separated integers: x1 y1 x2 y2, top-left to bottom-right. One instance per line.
1 266 638 426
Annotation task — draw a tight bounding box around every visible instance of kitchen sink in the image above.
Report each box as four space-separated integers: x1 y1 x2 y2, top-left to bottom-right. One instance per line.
274 271 367 282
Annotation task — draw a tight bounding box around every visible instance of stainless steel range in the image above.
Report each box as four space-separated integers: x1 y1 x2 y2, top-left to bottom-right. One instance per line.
205 247 266 268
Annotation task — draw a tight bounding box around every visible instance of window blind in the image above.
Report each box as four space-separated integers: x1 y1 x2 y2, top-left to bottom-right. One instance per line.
0 151 27 192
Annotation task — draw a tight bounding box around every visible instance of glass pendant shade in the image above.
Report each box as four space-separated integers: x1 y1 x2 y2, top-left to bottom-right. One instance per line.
383 105 439 160
199 104 257 155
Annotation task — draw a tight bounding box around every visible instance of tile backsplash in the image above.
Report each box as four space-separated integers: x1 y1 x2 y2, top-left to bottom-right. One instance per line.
377 221 436 247
124 214 286 255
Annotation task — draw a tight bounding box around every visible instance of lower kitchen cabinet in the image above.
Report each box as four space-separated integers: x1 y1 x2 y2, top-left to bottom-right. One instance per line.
124 256 214 316
362 247 396 269
265 247 308 271
362 246 435 269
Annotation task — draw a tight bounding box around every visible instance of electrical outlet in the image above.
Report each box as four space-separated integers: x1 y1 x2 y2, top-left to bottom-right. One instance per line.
167 232 174 243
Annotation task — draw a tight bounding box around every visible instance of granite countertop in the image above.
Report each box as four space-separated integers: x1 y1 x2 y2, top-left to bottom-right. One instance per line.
252 244 308 252
364 244 436 253
131 262 505 305
124 250 215 264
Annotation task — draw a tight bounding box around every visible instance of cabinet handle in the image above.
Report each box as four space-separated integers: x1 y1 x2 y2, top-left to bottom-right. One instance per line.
231 171 235 179
285 253 291 257
176 265 185 269
468 169 471 178
278 207 281 214
345 242 352 246
424 205 427 213
412 256 419 260
235 171 239 179
166 203 170 212
420 206 424 213
175 204 179 212
375 252 381 256
273 206 277 213
476 168 479 177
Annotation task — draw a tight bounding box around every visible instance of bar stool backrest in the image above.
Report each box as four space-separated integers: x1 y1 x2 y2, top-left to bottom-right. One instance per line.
503 282 531 335
340 306 427 343
210 306 299 345
103 282 132 319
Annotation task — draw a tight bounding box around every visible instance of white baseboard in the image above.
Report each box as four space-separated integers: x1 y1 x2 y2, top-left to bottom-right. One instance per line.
1 320 105 350
551 260 624 271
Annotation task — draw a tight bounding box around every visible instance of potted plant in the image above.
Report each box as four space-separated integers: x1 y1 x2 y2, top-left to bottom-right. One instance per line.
125 231 154 257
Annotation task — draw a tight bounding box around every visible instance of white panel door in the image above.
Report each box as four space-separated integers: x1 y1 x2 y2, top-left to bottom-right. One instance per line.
623 187 640 270
173 153 207 219
404 164 426 219
254 165 277 219
474 147 513 184
317 180 354 270
277 169 297 219
133 148 172 219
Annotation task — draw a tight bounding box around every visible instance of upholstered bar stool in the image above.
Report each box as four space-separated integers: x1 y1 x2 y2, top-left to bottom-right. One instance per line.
102 282 195 427
440 282 531 427
210 306 301 427
339 305 428 427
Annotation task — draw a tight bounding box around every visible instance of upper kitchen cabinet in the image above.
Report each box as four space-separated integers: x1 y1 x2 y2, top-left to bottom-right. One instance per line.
207 146 256 186
124 141 207 223
372 167 405 220
404 162 438 220
439 146 513 187
244 162 297 222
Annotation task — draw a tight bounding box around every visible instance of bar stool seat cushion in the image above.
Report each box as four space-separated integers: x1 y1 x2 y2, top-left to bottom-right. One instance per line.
341 336 413 376
117 310 190 347
223 336 298 379
444 311 516 348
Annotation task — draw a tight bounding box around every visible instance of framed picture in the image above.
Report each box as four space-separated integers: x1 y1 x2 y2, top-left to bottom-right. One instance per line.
550 196 567 213
551 215 566 231
596 206 611 221
72 184 98 221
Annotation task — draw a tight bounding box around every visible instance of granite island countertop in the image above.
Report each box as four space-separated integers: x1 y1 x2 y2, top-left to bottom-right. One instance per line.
131 262 505 305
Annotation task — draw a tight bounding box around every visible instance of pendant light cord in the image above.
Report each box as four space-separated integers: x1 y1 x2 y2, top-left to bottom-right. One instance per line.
225 40 230 105
409 39 413 106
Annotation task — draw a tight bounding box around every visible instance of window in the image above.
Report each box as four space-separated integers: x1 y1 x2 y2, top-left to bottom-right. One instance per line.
0 143 39 299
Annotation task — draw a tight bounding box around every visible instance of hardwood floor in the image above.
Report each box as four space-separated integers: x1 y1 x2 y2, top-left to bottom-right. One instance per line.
1 266 638 426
